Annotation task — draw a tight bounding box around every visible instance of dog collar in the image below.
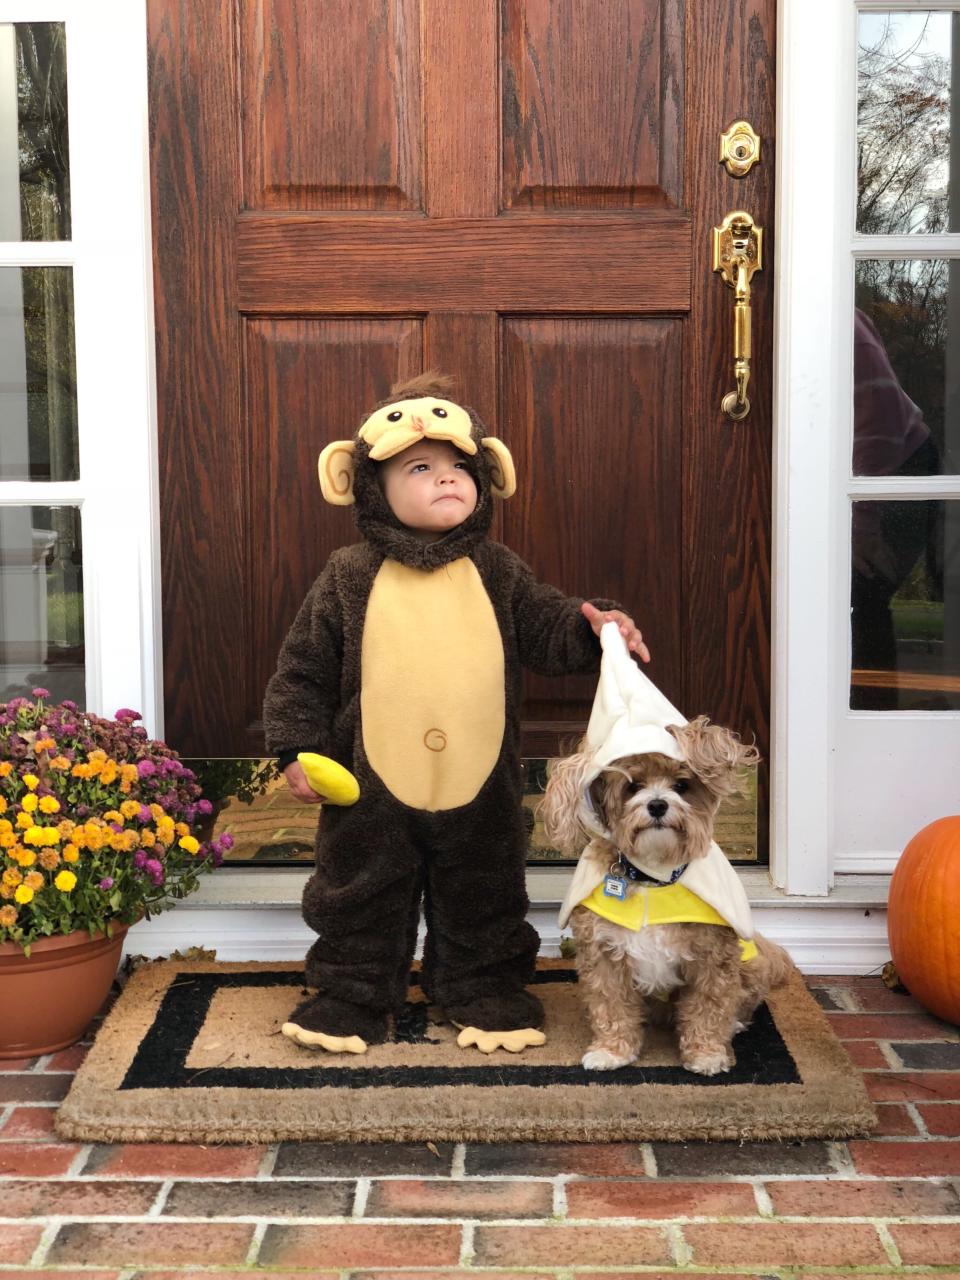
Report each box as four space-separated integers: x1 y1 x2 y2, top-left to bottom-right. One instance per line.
615 855 688 886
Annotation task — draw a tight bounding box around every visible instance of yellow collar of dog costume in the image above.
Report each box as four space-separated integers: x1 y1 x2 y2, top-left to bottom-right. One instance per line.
580 880 758 962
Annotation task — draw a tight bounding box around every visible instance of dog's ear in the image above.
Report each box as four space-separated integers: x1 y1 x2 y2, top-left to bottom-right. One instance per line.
668 716 760 798
538 738 592 856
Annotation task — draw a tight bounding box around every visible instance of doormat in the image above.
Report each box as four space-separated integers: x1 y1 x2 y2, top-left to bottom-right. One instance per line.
55 959 876 1145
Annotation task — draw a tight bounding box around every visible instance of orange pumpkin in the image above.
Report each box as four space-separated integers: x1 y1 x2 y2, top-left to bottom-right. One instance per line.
887 816 960 1025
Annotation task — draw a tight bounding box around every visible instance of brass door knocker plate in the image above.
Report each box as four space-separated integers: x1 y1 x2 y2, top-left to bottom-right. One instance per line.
719 120 761 177
712 210 763 421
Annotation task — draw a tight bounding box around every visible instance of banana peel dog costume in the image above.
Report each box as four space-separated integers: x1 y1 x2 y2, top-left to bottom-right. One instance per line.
263 375 618 1054
558 623 756 956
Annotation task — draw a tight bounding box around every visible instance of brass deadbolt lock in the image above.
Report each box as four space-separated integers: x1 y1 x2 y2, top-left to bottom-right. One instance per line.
719 120 761 177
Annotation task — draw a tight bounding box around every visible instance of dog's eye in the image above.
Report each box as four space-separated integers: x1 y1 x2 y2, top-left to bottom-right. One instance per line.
625 780 644 794
672 779 690 794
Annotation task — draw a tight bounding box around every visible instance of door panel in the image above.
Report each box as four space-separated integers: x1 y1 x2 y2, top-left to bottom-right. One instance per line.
149 0 775 856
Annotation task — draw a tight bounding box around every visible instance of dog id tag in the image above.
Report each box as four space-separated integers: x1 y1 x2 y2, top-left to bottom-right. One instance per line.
602 873 627 899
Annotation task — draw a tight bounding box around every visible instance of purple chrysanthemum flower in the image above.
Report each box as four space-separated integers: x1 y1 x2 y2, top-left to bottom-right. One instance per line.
99 877 114 890
133 850 148 869
115 708 141 722
31 687 50 698
197 799 213 816
136 760 157 777
138 805 152 823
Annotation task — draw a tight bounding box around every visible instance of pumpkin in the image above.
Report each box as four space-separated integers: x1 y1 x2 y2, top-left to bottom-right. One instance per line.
887 816 960 1025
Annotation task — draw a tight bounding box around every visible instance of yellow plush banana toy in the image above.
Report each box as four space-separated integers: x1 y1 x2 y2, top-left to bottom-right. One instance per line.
296 752 360 806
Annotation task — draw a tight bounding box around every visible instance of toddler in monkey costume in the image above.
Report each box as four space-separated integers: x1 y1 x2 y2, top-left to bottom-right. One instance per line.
263 373 648 1055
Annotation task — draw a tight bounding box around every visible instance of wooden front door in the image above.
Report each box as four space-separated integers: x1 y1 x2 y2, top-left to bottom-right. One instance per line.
148 0 775 855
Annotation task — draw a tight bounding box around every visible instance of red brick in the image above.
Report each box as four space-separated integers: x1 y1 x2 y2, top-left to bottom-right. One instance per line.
0 1057 38 1071
473 1225 669 1266
683 1222 886 1267
1 1178 162 1217
47 1223 254 1267
45 1043 89 1072
0 1273 120 1280
365 1179 552 1218
873 1103 922 1136
848 1138 960 1176
891 1224 960 1266
867 1071 960 1102
350 1275 554 1280
767 1178 960 1217
259 1224 461 1268
0 1074 71 1103
565 1180 757 1219
0 1141 81 1176
465 1143 649 1177
919 1103 960 1136
0 1224 43 1264
0 1105 58 1138
80 1142 266 1178
844 1041 891 1069
844 987 932 1014
135 1274 338 1280
826 1012 954 1039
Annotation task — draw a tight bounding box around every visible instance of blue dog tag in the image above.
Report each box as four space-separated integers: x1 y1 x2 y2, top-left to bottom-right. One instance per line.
602 874 627 899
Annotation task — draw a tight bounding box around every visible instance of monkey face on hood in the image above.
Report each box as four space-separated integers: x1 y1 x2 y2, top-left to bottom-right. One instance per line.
317 374 516 570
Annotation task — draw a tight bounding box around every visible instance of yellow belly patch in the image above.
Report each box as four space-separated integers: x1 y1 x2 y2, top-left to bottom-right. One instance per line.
361 558 505 811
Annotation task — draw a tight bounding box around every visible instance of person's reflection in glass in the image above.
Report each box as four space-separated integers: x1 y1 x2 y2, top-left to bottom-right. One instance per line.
851 309 942 709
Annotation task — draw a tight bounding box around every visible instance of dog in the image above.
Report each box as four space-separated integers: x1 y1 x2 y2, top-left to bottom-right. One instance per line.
540 718 794 1076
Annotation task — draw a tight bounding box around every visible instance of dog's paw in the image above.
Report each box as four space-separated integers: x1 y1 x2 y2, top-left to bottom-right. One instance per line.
682 1045 734 1076
581 1047 637 1071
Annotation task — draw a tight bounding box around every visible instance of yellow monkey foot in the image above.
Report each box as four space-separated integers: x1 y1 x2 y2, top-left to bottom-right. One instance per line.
281 1022 368 1054
455 1025 547 1054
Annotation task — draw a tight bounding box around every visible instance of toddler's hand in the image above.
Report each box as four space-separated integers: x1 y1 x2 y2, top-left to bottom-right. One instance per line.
283 761 326 804
581 601 651 663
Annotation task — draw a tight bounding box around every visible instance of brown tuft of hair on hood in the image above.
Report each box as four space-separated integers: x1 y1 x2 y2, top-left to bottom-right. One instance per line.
387 369 457 401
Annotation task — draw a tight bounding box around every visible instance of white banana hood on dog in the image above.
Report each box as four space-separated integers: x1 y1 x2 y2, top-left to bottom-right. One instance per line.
559 623 754 939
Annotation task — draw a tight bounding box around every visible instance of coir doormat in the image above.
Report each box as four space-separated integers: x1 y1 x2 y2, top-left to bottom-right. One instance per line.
55 959 876 1144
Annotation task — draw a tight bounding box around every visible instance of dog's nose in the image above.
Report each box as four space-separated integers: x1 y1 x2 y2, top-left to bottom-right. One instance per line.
647 798 669 819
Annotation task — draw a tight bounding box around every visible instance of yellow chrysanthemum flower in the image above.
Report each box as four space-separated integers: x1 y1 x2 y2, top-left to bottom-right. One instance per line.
13 883 33 904
71 763 92 779
120 764 138 784
0 883 13 900
54 870 76 892
20 793 38 813
0 797 6 815
0 833 14 849
0 903 17 927
34 737 56 752
22 774 39 791
38 796 60 815
15 812 33 830
50 755 71 771
88 749 107 765
84 830 103 851
39 849 60 870
0 761 12 778
120 800 141 820
16 849 36 867
0 819 10 833
24 871 43 891
23 826 44 847
57 819 75 836
2 868 22 887
178 835 201 855
141 829 156 848
62 844 80 863
108 833 127 853
175 821 189 837
150 803 166 820
42 827 59 846
100 765 118 785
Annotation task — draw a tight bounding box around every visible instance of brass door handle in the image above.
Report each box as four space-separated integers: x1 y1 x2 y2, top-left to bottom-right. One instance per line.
712 210 763 421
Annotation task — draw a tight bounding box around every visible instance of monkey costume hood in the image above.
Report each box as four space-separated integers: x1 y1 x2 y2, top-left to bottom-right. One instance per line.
264 375 615 1047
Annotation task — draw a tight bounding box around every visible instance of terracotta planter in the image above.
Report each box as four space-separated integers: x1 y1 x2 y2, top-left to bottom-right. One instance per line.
0 923 130 1060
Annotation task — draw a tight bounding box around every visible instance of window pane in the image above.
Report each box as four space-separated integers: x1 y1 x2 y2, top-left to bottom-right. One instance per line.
858 11 953 235
0 23 71 240
0 266 78 481
851 499 960 710
0 505 84 705
855 260 960 477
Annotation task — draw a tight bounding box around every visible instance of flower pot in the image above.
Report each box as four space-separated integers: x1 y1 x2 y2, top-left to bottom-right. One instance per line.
0 923 130 1060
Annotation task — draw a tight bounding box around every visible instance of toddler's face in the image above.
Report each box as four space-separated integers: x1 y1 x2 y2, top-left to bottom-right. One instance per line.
380 438 478 538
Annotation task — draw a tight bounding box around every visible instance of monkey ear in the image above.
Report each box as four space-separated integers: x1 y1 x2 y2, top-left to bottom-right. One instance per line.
317 441 357 505
480 437 516 499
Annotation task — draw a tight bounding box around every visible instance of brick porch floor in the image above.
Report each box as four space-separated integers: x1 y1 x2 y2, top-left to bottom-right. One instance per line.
1 973 959 1278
